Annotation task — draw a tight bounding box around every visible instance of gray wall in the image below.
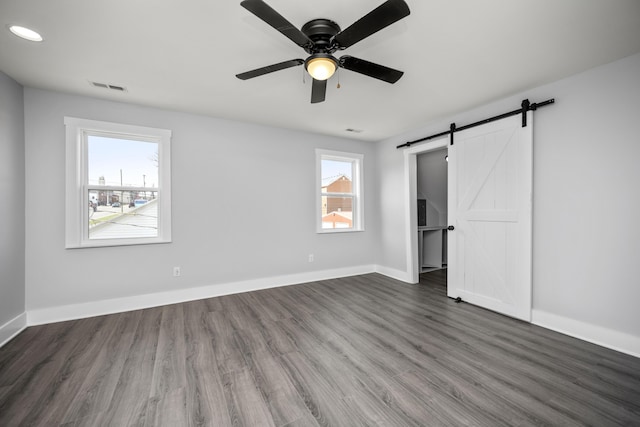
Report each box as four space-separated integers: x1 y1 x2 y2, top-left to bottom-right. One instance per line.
417 149 448 226
377 53 640 340
24 89 379 311
0 72 25 327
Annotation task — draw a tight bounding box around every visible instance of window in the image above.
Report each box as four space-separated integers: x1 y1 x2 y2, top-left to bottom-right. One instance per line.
316 149 364 233
65 117 172 248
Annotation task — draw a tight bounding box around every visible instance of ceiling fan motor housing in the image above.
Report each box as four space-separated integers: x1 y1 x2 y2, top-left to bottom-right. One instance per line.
301 19 341 54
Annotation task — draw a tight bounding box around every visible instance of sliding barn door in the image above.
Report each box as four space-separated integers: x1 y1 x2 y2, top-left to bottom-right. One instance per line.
447 113 532 321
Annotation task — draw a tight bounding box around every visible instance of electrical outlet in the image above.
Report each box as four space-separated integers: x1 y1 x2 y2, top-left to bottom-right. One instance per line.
173 266 181 277
308 254 314 262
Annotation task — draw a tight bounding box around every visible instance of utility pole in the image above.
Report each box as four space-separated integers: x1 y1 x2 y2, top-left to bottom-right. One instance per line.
120 169 124 213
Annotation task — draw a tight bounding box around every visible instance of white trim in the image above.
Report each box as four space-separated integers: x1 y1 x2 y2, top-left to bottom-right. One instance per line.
403 137 449 284
316 148 364 233
532 309 640 359
0 312 28 348
374 265 413 283
14 271 640 360
27 265 377 326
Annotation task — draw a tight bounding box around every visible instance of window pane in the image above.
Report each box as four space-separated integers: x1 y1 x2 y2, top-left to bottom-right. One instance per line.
321 159 353 193
88 190 158 239
321 196 353 229
88 135 158 188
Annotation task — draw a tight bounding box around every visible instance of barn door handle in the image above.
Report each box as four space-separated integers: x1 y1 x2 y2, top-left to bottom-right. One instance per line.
447 225 455 231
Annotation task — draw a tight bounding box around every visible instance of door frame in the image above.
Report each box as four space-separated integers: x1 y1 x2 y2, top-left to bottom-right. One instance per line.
403 137 449 284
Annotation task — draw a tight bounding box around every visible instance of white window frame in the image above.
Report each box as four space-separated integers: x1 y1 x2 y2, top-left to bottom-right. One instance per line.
64 117 172 248
316 149 364 233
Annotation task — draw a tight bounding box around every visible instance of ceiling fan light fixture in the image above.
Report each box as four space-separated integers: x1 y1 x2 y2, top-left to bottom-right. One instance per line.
305 55 337 81
8 25 43 42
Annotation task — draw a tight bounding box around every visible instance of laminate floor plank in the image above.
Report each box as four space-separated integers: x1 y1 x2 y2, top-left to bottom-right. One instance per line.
148 304 188 400
0 324 46 370
222 368 276 427
208 310 249 375
60 410 106 427
274 317 330 358
235 317 285 358
100 306 163 427
182 299 234 426
241 350 311 427
306 309 416 377
31 316 125 425
239 292 295 323
280 412 322 427
269 287 318 318
59 310 142 425
396 369 509 427
0 320 77 387
1 272 639 426
1 316 115 426
292 334 426 427
203 294 226 312
277 350 366 426
144 386 188 427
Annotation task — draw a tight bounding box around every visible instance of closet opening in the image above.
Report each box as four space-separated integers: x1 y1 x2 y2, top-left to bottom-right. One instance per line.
416 148 448 283
402 136 449 285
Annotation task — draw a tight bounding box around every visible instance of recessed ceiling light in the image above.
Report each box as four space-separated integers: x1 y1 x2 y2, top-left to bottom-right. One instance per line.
8 25 43 42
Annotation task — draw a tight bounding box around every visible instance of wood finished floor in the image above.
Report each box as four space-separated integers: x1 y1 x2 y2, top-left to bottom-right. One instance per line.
1 271 639 426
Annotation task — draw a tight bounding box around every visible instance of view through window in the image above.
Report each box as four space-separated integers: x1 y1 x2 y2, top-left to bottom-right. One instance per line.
317 149 363 232
87 136 159 239
321 159 354 229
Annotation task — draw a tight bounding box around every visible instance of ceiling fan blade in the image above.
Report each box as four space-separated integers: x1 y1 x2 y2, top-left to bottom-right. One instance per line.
240 0 312 48
332 0 410 49
236 59 304 80
339 55 403 83
311 79 327 103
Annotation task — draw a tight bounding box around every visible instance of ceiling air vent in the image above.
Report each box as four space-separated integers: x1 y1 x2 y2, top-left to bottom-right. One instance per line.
90 81 127 92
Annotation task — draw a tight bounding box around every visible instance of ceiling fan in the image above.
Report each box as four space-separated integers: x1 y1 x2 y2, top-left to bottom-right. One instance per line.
236 0 410 103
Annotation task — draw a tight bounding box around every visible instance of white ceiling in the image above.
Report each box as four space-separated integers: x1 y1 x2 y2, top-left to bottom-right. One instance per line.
1 0 639 141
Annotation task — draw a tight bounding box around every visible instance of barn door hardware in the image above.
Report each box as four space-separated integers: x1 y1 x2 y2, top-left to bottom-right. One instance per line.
397 98 555 149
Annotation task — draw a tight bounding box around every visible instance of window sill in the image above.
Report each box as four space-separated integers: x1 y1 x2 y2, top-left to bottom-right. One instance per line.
65 237 171 249
316 228 365 234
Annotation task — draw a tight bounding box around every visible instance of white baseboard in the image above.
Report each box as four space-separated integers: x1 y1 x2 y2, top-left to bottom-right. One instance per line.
27 265 378 326
374 265 413 283
0 312 28 348
532 309 640 359
19 268 640 361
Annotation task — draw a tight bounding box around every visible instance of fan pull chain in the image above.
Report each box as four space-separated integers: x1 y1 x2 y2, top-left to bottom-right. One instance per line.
336 68 341 89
